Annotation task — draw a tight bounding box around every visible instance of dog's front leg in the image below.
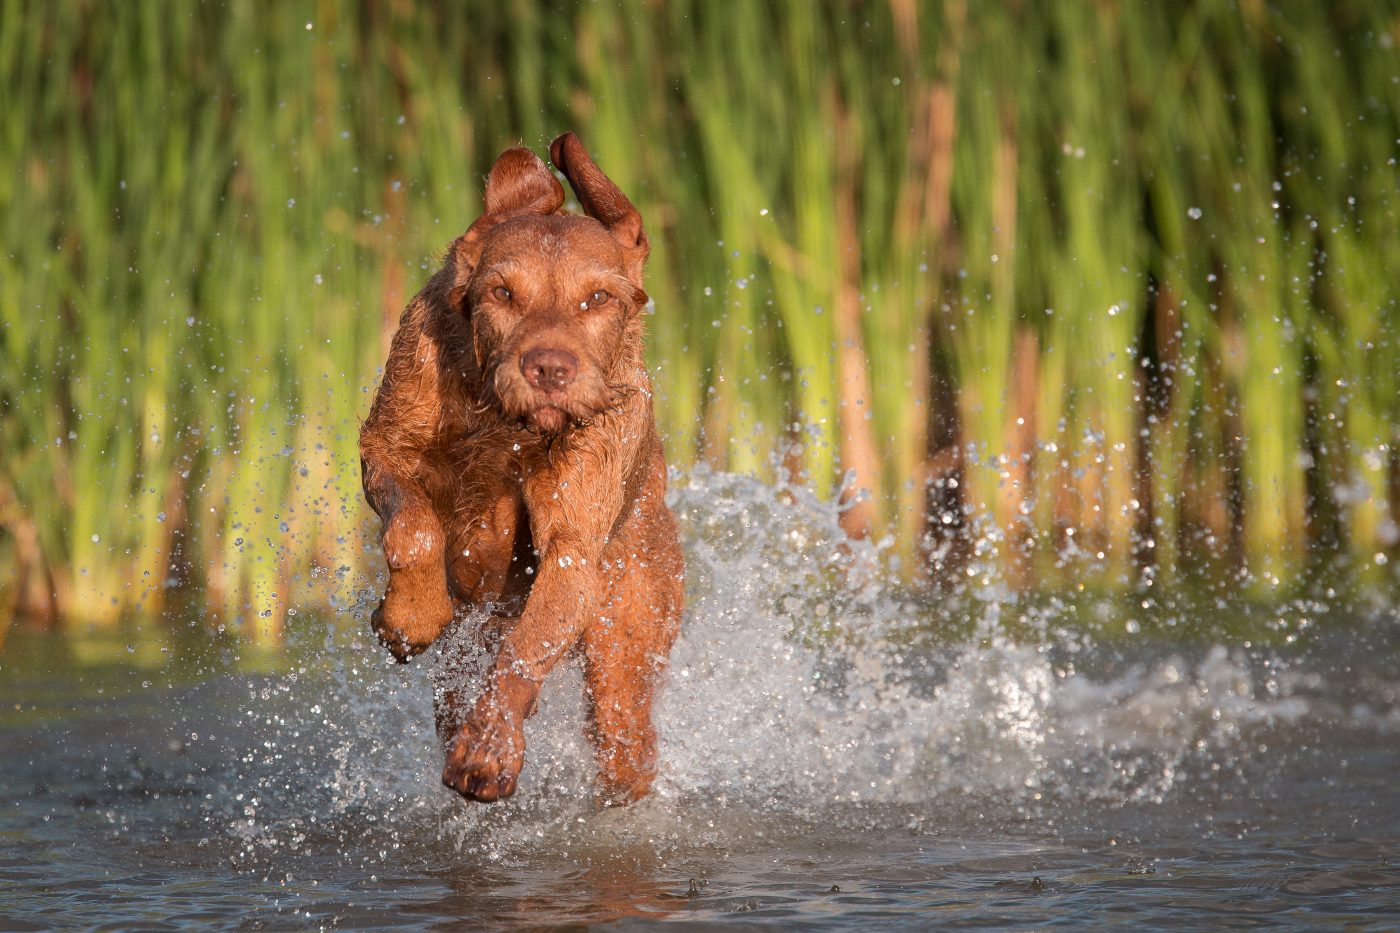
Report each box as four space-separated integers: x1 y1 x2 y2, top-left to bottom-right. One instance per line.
362 466 454 662
358 293 466 662
441 534 601 801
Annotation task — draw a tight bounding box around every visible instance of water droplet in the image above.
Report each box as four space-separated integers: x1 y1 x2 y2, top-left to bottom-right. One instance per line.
1187 206 1202 220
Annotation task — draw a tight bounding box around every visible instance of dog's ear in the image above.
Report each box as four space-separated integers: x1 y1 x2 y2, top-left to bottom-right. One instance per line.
481 147 565 219
550 133 650 281
452 147 565 287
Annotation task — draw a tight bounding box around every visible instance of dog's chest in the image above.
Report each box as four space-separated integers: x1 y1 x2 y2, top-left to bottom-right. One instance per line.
448 479 534 602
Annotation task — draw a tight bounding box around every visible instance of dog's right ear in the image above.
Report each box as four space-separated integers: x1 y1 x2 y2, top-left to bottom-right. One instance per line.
451 147 565 293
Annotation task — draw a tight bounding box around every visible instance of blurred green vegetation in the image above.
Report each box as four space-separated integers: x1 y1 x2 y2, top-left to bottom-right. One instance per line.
1 0 1397 636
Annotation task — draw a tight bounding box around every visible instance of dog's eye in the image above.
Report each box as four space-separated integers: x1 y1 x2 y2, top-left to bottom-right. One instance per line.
586 290 612 309
491 285 512 303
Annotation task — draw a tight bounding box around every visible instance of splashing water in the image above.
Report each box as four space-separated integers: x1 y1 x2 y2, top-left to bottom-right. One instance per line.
5 468 1398 927
218 468 1389 859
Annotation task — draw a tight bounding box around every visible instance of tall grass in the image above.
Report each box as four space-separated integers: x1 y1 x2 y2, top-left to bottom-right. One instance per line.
1 0 1396 631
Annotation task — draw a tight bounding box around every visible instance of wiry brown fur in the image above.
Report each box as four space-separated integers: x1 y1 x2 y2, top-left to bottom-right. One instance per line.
359 134 683 806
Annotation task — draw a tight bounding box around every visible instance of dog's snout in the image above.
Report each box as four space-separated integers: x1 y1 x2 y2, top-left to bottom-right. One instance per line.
520 348 579 391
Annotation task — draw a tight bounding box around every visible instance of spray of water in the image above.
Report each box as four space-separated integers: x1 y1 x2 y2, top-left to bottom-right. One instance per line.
217 468 1367 869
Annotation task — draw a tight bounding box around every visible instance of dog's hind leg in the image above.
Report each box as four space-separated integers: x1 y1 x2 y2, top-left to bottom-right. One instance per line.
581 637 663 805
579 560 681 806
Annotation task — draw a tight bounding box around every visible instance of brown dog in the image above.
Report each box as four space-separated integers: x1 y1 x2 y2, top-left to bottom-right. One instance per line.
358 133 683 806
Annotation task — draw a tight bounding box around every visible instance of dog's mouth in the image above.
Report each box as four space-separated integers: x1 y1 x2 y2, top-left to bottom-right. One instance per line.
485 355 631 435
526 404 570 434
498 386 606 435
511 389 632 435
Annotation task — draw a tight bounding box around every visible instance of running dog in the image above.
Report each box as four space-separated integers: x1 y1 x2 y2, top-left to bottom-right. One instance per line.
359 133 683 805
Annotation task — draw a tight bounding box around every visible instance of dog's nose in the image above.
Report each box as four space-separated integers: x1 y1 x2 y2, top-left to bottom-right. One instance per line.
520 348 579 391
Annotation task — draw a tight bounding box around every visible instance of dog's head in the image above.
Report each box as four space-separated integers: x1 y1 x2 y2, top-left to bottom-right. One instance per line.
450 134 650 435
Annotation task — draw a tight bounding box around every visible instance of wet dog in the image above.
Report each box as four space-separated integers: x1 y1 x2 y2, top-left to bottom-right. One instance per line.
359 133 683 805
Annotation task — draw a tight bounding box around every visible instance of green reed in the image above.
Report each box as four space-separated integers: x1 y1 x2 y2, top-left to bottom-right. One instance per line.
1 0 1396 631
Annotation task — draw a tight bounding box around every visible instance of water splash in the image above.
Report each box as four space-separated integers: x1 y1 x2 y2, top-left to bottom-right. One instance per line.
217 468 1391 868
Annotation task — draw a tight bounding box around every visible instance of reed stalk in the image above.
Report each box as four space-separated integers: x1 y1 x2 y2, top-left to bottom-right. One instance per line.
2 0 1397 634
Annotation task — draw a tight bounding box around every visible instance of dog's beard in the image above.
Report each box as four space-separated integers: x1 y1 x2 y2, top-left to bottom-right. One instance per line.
485 362 621 435
527 405 568 434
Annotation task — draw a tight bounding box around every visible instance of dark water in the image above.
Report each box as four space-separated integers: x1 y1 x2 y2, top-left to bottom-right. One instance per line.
3 473 1399 930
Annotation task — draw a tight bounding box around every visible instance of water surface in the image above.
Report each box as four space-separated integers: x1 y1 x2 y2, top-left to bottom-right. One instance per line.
3 473 1398 929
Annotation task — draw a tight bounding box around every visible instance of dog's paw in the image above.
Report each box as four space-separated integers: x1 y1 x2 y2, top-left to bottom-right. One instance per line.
442 709 526 802
441 675 540 802
368 598 431 662
371 575 453 661
596 765 657 808
372 505 454 661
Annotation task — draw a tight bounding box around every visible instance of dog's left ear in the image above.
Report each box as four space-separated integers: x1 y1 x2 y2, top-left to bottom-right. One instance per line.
550 133 650 284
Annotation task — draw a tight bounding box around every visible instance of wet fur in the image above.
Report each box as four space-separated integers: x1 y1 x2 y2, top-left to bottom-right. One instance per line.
359 134 683 806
